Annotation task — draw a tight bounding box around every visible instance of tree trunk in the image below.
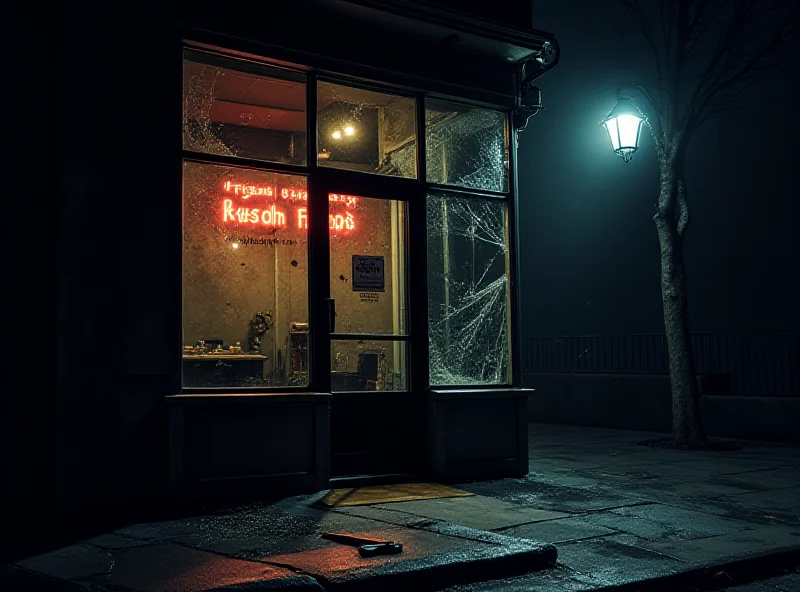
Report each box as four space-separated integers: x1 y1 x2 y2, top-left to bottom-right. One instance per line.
655 161 708 448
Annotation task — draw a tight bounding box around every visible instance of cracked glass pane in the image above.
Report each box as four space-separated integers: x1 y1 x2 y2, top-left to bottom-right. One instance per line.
426 100 509 192
427 192 511 385
183 50 307 166
317 81 417 178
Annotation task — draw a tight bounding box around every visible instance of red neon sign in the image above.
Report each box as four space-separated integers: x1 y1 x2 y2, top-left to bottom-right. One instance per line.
223 200 287 226
223 181 274 198
221 182 358 231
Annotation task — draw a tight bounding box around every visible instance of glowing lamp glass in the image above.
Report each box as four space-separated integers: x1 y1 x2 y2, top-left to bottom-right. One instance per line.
331 130 342 140
602 98 645 162
344 125 355 136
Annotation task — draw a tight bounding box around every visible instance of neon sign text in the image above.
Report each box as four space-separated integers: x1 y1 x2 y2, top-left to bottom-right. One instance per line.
329 193 359 208
294 207 355 231
223 200 288 226
222 181 358 231
223 181 274 198
280 187 308 201
223 182 358 208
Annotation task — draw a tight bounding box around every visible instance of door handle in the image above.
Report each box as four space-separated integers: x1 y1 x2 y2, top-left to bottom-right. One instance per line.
327 298 336 333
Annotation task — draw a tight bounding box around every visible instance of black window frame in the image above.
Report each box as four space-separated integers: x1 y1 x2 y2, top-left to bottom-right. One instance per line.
179 43 521 394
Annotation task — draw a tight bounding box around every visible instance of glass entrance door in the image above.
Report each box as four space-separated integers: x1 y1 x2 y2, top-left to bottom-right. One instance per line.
310 77 425 477
329 194 407 391
327 192 417 476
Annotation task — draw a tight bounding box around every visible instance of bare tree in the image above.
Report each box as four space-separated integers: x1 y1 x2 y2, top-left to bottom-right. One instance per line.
618 0 799 447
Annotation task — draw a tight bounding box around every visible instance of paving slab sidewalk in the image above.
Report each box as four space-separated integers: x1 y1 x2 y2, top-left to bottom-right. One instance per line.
5 496 556 592
395 423 799 591
720 569 800 591
5 424 799 591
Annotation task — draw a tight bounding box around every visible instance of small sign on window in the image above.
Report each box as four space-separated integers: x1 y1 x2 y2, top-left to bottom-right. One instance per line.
352 255 385 292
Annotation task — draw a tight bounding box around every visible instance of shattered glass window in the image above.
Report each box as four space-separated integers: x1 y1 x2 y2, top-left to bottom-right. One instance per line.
318 81 417 178
183 50 307 166
182 161 309 388
426 100 509 192
427 192 511 385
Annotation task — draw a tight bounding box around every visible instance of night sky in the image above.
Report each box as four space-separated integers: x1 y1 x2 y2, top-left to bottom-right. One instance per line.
517 0 800 337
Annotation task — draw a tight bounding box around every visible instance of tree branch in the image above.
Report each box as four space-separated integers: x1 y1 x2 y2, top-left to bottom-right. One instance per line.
661 0 674 63
618 81 665 156
667 0 692 129
643 118 665 160
621 0 666 94
633 82 660 116
684 0 715 62
684 0 800 135
683 0 756 121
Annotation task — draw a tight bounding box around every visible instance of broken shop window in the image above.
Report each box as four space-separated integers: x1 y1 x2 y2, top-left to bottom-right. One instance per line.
425 101 509 193
427 193 511 385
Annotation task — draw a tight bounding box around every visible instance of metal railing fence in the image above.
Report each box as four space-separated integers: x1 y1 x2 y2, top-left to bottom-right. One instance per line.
522 329 799 396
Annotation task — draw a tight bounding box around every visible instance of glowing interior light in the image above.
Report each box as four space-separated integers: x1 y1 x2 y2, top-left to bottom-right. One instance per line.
232 242 239 249
331 130 342 140
344 125 355 136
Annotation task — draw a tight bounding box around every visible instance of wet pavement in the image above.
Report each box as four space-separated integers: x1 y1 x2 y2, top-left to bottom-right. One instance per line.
4 424 800 591
720 570 800 591
5 498 556 591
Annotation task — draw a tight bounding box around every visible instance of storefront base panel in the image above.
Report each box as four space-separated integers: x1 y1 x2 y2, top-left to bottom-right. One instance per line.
429 389 530 480
167 394 330 500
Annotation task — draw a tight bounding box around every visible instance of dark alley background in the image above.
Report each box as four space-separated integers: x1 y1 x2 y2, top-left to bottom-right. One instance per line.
518 0 800 337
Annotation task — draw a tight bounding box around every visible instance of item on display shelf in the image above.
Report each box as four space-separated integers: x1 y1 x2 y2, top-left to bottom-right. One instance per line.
249 311 272 353
288 327 309 372
188 340 206 355
205 339 224 351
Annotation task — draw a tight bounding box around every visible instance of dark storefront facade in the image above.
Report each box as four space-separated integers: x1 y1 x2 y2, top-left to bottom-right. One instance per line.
24 0 559 517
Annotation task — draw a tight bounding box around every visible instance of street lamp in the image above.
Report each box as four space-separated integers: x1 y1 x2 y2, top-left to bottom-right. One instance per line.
602 95 645 162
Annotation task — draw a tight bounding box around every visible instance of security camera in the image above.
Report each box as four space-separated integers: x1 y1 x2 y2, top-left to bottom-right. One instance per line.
535 41 556 66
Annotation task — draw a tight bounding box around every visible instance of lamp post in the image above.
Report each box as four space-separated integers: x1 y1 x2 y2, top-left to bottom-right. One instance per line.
601 94 646 162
